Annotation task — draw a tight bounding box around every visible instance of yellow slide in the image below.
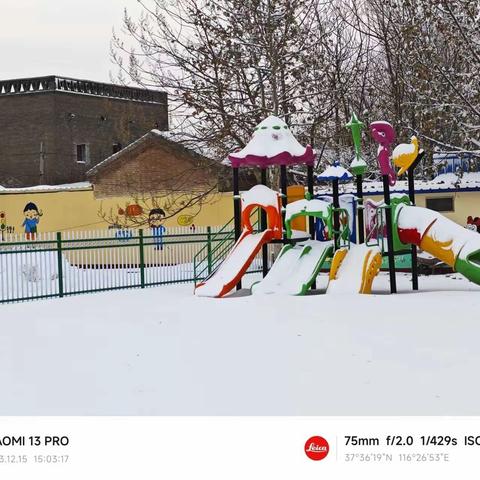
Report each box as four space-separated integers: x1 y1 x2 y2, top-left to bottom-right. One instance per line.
327 244 382 294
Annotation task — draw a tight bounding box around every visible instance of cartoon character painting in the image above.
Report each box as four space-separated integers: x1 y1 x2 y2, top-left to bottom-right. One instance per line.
22 202 43 240
148 208 166 250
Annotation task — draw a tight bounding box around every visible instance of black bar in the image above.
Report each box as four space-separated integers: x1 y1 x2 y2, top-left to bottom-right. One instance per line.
261 168 269 278
307 164 316 290
332 179 340 250
383 175 397 294
407 151 424 291
233 167 242 290
307 165 315 239
280 165 288 239
356 175 365 244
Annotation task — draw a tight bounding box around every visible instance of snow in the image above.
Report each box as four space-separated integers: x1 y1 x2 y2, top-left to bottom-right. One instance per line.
350 156 367 169
327 243 381 294
251 245 305 295
195 231 268 297
290 229 310 239
241 184 279 209
228 116 314 167
317 164 353 181
314 171 480 196
3 273 480 415
392 142 415 158
285 198 330 222
431 173 459 185
432 171 480 187
0 248 196 301
398 205 478 257
152 129 215 161
252 240 332 295
371 120 393 129
0 182 91 193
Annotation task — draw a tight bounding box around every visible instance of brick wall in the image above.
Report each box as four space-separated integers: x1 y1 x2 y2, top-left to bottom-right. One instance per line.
90 136 219 199
0 90 168 187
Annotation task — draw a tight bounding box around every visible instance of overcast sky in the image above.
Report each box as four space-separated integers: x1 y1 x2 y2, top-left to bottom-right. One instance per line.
1 0 143 83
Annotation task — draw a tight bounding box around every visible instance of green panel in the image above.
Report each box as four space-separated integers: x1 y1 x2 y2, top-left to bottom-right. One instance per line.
297 244 334 295
454 250 480 286
390 195 412 251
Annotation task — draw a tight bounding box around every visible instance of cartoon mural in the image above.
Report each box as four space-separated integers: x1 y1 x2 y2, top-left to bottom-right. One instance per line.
22 202 42 239
148 208 166 250
177 214 195 227
0 211 15 238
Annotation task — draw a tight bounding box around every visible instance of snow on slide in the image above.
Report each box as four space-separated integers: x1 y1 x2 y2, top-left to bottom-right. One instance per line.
252 240 333 295
195 231 270 298
396 204 480 285
327 243 381 295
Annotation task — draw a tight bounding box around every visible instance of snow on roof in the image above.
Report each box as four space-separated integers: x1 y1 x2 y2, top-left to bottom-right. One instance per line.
87 129 216 177
241 184 279 209
0 182 92 194
285 198 331 222
229 116 314 168
151 129 216 160
317 163 353 182
315 172 480 195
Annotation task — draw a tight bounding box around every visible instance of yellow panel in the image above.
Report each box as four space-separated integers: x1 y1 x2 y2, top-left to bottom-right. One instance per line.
419 233 455 267
329 248 348 280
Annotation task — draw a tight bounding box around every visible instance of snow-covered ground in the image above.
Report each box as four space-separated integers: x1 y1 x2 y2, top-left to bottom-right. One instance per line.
1 272 480 415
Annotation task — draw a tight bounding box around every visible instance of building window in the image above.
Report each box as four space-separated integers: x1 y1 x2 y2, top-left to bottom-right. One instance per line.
112 143 122 154
75 144 89 163
425 196 454 212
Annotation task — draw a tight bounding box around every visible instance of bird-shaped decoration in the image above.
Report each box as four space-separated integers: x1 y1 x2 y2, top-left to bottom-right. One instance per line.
392 136 419 176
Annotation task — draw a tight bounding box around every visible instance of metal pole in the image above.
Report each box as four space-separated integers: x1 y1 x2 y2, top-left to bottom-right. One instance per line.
233 167 242 290
332 179 340 250
307 165 315 239
407 150 424 291
56 231 64 297
280 165 288 239
382 175 397 294
356 175 365 244
261 168 268 277
139 228 145 288
207 226 212 275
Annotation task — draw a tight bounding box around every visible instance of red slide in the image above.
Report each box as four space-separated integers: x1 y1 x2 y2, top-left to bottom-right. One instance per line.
195 229 274 298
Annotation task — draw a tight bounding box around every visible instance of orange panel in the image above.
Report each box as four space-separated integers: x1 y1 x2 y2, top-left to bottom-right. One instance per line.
287 185 306 231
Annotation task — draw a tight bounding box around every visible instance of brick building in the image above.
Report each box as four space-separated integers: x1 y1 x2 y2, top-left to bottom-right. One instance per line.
87 129 220 198
0 76 168 187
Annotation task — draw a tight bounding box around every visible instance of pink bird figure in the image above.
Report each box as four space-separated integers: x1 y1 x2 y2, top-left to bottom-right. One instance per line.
369 121 396 186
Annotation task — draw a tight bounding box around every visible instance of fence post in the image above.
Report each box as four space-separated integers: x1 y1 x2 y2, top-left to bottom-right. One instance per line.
207 226 212 275
139 228 145 288
56 232 64 298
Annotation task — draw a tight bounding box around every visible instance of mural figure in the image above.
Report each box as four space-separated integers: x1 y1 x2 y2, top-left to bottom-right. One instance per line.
148 208 166 250
22 202 43 240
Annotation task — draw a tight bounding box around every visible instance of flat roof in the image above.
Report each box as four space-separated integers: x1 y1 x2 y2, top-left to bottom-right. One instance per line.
0 75 166 104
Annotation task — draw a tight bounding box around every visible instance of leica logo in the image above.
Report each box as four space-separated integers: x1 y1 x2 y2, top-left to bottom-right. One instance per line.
304 436 330 461
306 443 327 452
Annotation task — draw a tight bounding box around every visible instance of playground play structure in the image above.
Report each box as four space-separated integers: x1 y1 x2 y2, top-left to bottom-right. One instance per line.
194 115 480 298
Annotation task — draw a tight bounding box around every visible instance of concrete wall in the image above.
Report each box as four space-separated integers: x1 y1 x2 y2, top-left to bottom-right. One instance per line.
0 187 234 235
366 190 476 227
